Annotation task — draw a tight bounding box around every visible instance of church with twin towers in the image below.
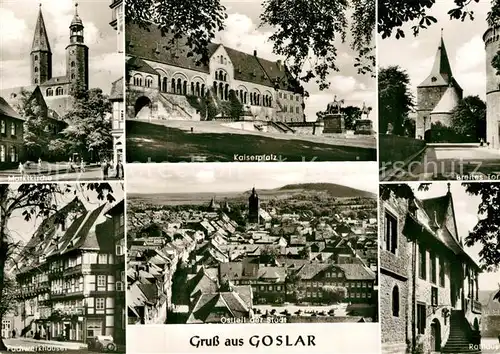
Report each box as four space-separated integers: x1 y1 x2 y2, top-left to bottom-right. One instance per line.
31 3 89 96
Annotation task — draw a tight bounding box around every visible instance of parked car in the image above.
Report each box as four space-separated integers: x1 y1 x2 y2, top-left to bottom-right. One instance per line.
88 335 117 352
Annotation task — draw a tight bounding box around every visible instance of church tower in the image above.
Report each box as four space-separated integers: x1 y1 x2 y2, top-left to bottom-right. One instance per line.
416 31 463 140
484 23 500 148
248 187 259 224
66 3 89 90
31 4 52 85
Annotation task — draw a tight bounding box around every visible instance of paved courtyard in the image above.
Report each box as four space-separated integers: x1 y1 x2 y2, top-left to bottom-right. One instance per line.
391 144 500 181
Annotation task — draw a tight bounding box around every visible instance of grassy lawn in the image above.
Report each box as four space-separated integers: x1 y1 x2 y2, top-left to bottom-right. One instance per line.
379 134 426 169
126 121 376 162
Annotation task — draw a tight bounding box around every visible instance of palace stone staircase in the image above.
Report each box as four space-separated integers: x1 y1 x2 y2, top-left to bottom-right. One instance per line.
442 310 481 354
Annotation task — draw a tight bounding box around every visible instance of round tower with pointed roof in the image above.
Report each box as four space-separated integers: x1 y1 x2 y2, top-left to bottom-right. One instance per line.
484 23 500 148
416 31 463 140
66 3 89 90
31 4 52 85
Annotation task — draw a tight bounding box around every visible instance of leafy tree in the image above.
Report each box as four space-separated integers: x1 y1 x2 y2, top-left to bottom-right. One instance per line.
51 86 112 162
298 245 312 260
340 106 362 131
0 277 18 329
378 66 415 135
227 90 243 120
403 117 416 138
127 0 375 91
450 96 487 142
379 0 500 76
261 245 280 263
0 183 116 350
321 285 348 304
430 121 462 143
14 89 59 161
126 0 227 65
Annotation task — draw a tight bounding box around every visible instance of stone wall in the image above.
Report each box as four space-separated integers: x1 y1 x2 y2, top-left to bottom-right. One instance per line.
484 25 500 148
482 315 500 337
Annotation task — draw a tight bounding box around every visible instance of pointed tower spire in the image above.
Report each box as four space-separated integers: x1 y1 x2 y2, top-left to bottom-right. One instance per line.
31 4 51 53
418 30 455 88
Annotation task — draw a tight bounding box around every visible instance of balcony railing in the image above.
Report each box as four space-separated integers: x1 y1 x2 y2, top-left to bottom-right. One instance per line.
472 299 482 314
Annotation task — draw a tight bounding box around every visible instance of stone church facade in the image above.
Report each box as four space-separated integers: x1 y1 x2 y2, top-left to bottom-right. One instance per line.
380 185 482 354
484 24 500 149
125 24 305 123
1 4 90 120
415 35 463 141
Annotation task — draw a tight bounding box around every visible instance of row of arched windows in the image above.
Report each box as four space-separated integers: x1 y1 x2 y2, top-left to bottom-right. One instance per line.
46 87 65 96
215 70 227 82
132 72 274 106
133 73 207 98
0 145 18 163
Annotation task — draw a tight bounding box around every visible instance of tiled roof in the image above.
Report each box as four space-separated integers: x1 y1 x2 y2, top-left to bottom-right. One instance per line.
336 264 376 280
186 286 252 324
41 76 70 86
32 7 51 52
187 267 219 298
109 77 124 101
137 283 158 303
419 37 456 88
126 23 301 91
295 263 330 280
0 96 23 120
127 57 158 76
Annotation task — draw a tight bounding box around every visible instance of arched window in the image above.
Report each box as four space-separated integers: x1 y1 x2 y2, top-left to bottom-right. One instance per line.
191 82 195 95
171 78 176 93
0 145 4 162
71 73 75 79
224 73 227 81
244 92 247 104
34 67 38 73
196 82 200 97
201 84 205 96
34 55 38 61
46 88 53 97
183 81 187 95
220 56 224 64
215 72 219 80
56 87 64 95
219 82 223 100
10 146 17 162
145 76 153 88
133 74 143 86
0 121 5 134
213 81 217 95
71 61 75 67
177 78 182 94
162 77 168 92
224 84 229 101
392 286 400 317
34 78 38 84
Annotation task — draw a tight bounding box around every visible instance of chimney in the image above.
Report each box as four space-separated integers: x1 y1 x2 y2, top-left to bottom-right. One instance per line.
253 50 257 57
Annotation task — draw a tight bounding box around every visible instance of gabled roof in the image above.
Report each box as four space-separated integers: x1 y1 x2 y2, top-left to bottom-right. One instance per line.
431 86 460 114
127 57 158 76
31 6 51 53
0 97 23 121
419 36 454 88
109 77 124 101
336 264 376 281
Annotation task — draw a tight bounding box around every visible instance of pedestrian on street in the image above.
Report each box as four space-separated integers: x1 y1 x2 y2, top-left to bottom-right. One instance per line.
80 159 85 172
101 159 108 180
115 160 123 179
38 157 42 171
18 162 25 176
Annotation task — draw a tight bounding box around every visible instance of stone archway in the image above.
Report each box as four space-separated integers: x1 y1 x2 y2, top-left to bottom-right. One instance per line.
134 96 152 118
430 319 441 352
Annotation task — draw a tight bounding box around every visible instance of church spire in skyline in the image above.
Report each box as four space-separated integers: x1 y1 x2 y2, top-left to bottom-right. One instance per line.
31 3 51 53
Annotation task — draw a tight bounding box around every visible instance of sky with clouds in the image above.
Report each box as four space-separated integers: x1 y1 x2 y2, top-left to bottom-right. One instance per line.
217 0 376 121
0 0 123 93
8 182 124 244
378 0 491 101
413 182 499 291
126 162 378 195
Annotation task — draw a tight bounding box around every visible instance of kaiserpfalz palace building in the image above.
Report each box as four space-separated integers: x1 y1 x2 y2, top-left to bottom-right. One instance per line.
380 185 482 354
125 23 305 124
